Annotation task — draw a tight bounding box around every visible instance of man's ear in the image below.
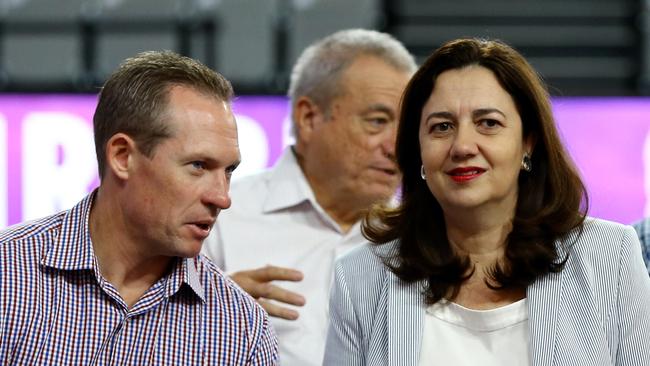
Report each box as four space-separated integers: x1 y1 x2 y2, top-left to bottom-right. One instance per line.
292 96 325 145
105 133 136 181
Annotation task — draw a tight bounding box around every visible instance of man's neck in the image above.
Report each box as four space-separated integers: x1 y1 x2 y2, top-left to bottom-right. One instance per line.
318 196 366 234
89 188 172 308
291 147 377 233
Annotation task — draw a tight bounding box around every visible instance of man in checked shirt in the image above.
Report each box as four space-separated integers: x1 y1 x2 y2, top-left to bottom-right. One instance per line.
0 51 278 365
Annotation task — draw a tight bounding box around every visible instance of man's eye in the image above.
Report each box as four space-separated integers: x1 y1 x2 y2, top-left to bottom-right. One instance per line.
225 164 238 179
368 117 388 126
364 117 390 133
191 161 206 170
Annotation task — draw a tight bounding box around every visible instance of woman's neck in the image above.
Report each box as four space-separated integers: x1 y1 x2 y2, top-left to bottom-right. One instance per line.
445 207 513 262
443 204 526 310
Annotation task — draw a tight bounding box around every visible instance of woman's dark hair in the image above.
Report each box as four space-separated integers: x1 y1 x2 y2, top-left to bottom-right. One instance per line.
363 38 587 304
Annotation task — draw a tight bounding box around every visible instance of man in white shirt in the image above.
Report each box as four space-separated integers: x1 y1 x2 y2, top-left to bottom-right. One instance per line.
203 29 416 365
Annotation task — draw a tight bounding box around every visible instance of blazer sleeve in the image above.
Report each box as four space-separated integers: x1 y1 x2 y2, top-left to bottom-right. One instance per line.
323 260 365 366
615 226 650 365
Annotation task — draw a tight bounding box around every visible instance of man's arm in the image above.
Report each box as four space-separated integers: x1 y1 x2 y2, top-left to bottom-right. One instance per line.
203 224 306 320
247 308 280 366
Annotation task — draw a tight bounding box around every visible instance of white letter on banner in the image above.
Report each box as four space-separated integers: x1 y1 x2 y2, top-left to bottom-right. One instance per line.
282 115 295 148
22 112 97 221
232 114 269 180
0 114 7 228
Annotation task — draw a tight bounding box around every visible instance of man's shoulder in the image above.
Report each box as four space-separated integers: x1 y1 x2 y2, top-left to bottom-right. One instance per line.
0 213 67 300
196 254 269 315
0 212 66 248
193 254 278 357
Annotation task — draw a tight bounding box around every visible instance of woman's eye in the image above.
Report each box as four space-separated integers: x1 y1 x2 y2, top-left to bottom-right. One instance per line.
431 122 452 133
481 119 500 128
476 119 504 134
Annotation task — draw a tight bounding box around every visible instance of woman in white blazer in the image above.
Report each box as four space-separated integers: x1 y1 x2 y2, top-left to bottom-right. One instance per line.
324 38 650 365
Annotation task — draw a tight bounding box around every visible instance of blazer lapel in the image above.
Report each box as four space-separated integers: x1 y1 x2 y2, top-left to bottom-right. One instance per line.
387 273 425 366
527 265 565 366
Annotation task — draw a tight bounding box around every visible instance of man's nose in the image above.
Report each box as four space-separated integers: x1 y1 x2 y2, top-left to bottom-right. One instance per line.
203 173 232 210
381 124 397 161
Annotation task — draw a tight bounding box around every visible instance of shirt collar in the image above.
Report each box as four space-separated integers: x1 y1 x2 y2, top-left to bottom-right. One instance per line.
262 146 318 213
41 191 97 271
165 257 206 302
41 190 206 302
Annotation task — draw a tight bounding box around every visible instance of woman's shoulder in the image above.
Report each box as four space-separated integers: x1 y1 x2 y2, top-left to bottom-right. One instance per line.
564 217 637 250
334 240 399 294
336 240 398 273
582 216 633 233
560 217 640 272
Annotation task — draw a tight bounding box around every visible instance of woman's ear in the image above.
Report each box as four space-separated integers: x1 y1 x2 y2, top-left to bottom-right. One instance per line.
524 134 536 156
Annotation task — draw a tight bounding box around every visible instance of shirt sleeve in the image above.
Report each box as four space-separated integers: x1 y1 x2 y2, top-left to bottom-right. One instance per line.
323 260 364 366
247 308 279 365
615 226 650 365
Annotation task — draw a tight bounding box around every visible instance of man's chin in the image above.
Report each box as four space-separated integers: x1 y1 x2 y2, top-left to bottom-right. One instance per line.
175 241 204 259
363 188 398 206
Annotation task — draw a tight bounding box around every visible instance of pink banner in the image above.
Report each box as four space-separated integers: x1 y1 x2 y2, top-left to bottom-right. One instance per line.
0 95 648 228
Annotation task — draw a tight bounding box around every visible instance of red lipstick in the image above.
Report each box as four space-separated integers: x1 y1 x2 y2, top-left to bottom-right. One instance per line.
446 167 485 183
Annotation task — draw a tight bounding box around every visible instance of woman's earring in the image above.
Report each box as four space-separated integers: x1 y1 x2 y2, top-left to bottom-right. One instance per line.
420 165 426 180
521 153 532 172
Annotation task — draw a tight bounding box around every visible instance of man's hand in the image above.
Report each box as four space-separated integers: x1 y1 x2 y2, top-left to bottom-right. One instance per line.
230 265 305 320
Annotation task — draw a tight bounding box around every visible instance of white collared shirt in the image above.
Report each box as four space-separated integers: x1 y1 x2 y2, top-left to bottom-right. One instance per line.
203 147 366 366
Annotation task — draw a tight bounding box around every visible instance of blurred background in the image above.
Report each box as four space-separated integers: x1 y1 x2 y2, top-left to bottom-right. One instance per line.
1 0 650 228
0 0 646 95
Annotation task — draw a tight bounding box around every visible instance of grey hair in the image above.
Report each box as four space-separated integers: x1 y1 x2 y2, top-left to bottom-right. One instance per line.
288 29 417 113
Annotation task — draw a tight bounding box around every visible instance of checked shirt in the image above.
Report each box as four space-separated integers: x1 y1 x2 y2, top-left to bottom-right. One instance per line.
0 193 278 365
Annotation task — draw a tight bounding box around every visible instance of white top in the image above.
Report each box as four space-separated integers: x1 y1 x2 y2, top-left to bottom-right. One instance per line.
203 147 366 366
419 298 529 366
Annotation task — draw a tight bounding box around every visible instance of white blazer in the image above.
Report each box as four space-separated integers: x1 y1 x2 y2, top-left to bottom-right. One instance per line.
323 218 650 365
